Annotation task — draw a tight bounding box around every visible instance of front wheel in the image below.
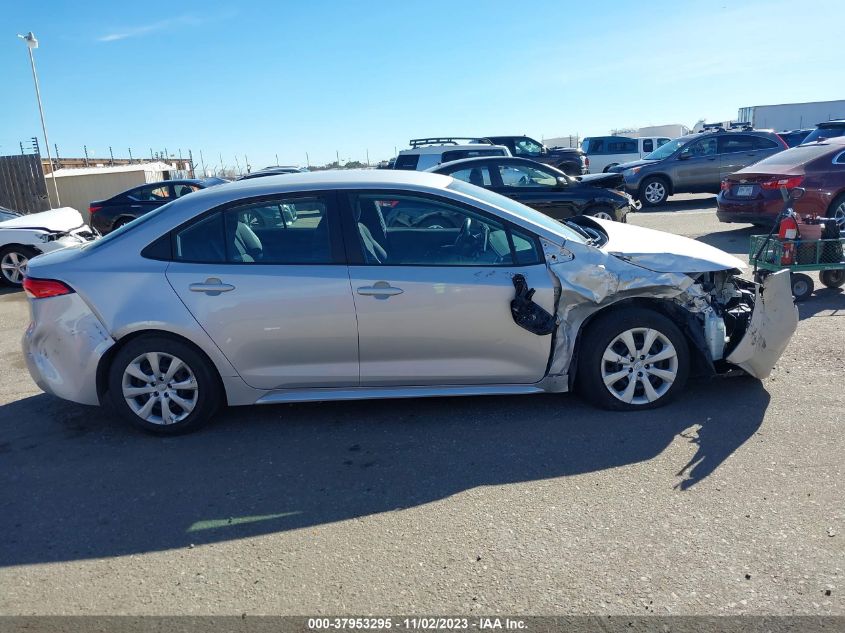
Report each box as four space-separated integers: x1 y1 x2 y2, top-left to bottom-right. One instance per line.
108 336 221 434
577 308 690 410
586 206 616 221
0 245 37 287
790 273 814 302
639 177 669 207
827 193 845 231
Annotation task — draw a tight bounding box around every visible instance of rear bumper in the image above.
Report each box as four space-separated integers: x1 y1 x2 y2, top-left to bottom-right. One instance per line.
22 293 115 406
726 270 798 379
716 193 781 225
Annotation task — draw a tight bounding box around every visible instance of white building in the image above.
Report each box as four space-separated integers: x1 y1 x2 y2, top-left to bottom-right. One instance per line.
738 100 845 131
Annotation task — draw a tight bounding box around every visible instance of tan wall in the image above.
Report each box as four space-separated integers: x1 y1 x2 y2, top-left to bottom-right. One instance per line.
46 169 169 223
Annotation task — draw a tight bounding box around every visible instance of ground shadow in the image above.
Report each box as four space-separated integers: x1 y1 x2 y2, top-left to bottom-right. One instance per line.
695 226 758 256
637 195 717 214
0 378 769 567
796 286 845 319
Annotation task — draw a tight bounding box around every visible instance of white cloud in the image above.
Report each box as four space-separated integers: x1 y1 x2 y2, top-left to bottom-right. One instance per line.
97 14 204 42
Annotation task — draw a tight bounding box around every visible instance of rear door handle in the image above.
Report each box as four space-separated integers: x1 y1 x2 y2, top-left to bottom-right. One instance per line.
357 281 403 298
189 278 235 295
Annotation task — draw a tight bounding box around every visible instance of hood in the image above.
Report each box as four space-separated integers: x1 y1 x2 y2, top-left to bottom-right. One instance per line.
0 207 84 232
576 172 624 188
546 147 583 156
590 218 745 273
613 158 656 172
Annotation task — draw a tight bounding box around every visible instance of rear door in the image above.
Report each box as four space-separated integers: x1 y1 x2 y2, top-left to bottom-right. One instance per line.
342 191 555 386
719 134 777 178
165 191 360 390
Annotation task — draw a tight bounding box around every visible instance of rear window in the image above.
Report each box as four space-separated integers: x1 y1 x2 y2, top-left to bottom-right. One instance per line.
394 154 420 170
742 143 835 169
803 125 845 144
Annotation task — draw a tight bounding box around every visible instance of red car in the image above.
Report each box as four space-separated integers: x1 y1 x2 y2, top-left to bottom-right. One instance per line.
717 136 845 228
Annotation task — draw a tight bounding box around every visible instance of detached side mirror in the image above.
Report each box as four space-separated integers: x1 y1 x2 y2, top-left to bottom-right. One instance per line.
541 147 549 156
556 176 569 187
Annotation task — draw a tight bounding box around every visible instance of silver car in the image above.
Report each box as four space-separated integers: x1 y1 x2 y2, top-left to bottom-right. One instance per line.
22 171 798 434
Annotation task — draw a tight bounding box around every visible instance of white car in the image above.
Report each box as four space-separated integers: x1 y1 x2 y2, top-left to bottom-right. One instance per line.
0 207 96 287
582 136 672 173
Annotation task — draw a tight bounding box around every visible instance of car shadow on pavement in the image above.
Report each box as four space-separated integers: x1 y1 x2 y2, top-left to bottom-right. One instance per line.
0 377 768 567
695 226 758 257
635 196 717 214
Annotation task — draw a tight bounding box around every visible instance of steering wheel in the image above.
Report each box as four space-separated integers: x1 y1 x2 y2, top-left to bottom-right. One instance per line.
454 217 473 248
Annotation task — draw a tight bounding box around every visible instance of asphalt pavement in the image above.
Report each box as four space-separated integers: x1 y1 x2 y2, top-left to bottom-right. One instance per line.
0 194 843 615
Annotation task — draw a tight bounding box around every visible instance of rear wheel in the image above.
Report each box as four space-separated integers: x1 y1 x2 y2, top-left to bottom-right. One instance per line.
790 273 814 301
577 308 690 410
639 177 669 206
111 217 133 231
820 269 845 289
0 245 37 287
108 336 221 435
827 193 845 231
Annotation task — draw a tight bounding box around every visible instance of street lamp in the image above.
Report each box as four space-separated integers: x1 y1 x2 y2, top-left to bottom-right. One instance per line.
17 31 61 207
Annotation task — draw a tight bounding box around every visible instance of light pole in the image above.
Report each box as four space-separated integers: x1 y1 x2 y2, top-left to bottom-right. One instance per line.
18 31 61 207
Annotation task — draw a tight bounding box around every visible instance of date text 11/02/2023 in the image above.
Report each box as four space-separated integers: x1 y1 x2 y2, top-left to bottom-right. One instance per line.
307 617 527 630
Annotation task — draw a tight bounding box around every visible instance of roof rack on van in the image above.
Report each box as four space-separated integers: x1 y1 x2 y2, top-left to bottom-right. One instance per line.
408 137 491 148
700 122 754 133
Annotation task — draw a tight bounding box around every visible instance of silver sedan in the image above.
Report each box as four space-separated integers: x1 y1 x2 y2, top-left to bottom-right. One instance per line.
22 170 798 434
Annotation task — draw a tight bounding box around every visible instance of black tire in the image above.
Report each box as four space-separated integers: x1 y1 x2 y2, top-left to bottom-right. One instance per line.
820 269 845 289
586 205 618 222
639 176 670 207
790 273 814 302
0 245 38 287
577 308 690 411
107 335 222 435
826 193 845 231
111 217 133 231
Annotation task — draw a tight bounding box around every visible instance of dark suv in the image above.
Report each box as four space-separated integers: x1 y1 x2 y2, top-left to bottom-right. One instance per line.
801 120 845 144
610 128 787 206
483 135 588 176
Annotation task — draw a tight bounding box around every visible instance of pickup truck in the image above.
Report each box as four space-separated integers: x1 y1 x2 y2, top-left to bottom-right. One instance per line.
483 135 588 176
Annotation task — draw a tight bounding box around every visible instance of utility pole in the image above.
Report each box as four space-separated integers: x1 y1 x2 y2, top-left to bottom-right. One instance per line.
234 154 242 176
219 153 224 177
188 149 195 178
306 152 310 168
128 147 133 163
366 149 370 167
109 146 114 165
199 149 207 176
18 31 60 206
84 145 90 167
336 150 340 167
275 153 279 166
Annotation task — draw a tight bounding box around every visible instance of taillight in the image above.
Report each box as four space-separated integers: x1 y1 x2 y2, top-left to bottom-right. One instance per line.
89 204 102 214
584 157 590 167
22 278 74 299
760 175 804 190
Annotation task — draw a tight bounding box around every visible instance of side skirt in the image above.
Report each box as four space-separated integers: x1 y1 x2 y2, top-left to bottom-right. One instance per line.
254 384 551 406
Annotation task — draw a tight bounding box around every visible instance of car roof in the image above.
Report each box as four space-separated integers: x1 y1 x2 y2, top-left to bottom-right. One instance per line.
429 155 562 172
398 144 509 155
817 120 845 127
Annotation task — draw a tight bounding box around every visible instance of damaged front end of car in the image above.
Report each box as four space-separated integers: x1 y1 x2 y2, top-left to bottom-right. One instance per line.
532 231 798 392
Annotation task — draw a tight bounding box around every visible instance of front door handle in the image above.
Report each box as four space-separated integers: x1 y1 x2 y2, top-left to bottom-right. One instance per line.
189 277 235 295
357 281 403 299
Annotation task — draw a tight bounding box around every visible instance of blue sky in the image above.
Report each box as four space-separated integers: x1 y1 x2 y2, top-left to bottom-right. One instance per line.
2 0 843 170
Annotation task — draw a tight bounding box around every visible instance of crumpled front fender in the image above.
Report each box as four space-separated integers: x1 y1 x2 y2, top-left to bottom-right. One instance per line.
726 269 798 379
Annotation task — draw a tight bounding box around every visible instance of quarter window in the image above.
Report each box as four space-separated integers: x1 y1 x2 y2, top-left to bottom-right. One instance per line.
642 139 654 153
751 136 780 150
394 155 420 170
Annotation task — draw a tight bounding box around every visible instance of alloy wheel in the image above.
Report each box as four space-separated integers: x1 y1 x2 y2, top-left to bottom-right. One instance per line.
643 182 666 204
589 209 614 221
833 201 845 230
121 352 199 425
601 327 678 405
1 251 28 285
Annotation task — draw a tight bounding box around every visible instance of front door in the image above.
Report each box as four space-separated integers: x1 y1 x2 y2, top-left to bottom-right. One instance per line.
342 191 555 386
165 192 360 390
673 137 721 192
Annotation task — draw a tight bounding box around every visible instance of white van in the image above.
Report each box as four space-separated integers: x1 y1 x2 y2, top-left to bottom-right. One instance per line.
582 136 672 173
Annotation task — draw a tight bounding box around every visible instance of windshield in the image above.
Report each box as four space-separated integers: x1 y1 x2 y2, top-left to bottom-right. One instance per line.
802 126 845 144
643 137 688 160
447 179 586 244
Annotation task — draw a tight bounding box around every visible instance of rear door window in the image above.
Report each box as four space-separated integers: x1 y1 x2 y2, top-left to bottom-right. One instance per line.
642 139 654 153
718 135 757 154
447 165 493 186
